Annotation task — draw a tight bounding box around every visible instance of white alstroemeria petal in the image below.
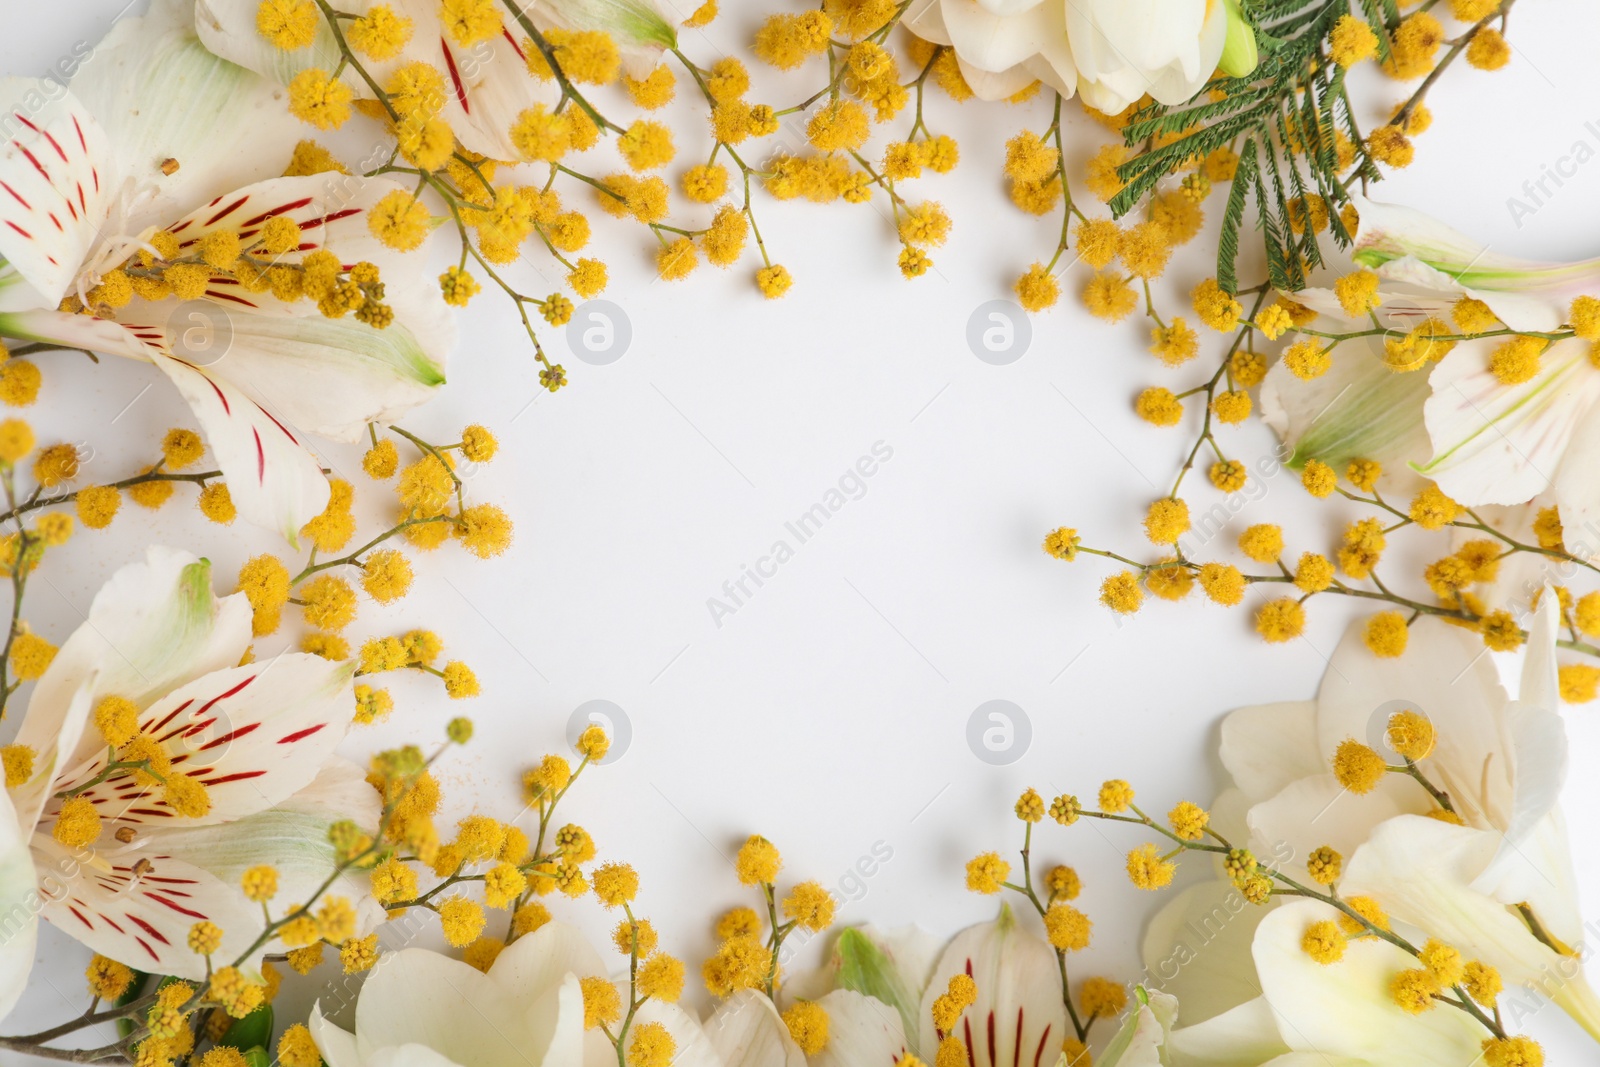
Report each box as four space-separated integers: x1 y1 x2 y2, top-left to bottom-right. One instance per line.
1165 996 1290 1066
797 925 943 1055
1420 340 1600 508
8 681 93 836
1139 881 1270 1027
916 905 1067 1064
0 784 38 1022
154 764 382 936
310 1003 365 1067
1206 787 1252 857
21 547 251 781
1251 899 1484 1066
355 949 533 1062
705 989 806 1067
1519 587 1560 710
0 79 115 307
522 0 680 77
0 304 169 358
1551 404 1600 562
1247 773 1426 864
1351 193 1600 331
809 989 907 1067
193 0 343 97
36 841 262 979
74 655 355 826
68 0 303 224
432 32 563 162
1096 989 1178 1067
490 920 609 1000
1342 816 1580 998
1312 616 1510 829
1218 701 1321 804
149 351 331 541
1258 336 1433 489
173 309 446 443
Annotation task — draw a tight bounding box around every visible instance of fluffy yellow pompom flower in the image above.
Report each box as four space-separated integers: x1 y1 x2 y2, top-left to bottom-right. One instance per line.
0 359 41 406
1143 498 1189 545
1256 599 1306 643
361 549 413 603
197 483 236 525
775 1002 825 1056
782 881 836 932
580 975 622 1028
1332 739 1387 794
1363 612 1410 658
1099 570 1142 614
347 5 413 60
736 835 782 885
287 69 352 130
1043 903 1091 951
964 852 1009 894
368 190 432 252
438 896 486 946
629 1021 678 1067
1302 920 1346 964
510 104 572 163
8 631 55 681
1126 843 1175 889
257 0 319 50
1168 801 1209 840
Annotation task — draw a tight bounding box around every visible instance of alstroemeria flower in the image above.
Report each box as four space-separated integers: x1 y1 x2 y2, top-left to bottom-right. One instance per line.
312 921 718 1067
0 0 452 541
3 546 377 982
765 924 947 1067
195 0 680 162
904 0 1257 109
1217 595 1600 1039
1350 195 1600 334
1273 196 1600 544
1147 896 1485 1066
915 906 1067 1067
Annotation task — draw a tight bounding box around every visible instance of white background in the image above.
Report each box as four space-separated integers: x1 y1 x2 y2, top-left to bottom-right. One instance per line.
5 0 1600 1061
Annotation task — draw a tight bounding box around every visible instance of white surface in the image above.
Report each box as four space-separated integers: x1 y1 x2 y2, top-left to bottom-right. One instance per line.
4 1 1600 1061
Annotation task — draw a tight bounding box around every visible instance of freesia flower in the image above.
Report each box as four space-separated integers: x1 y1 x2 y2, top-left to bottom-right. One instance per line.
3 546 377 982
1215 593 1600 1039
196 0 681 161
904 0 1258 109
0 0 452 540
310 921 717 1067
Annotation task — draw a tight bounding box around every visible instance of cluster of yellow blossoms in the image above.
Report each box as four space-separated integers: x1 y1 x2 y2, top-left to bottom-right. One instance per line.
960 705 1543 1063
62 212 393 327
1047 274 1600 698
